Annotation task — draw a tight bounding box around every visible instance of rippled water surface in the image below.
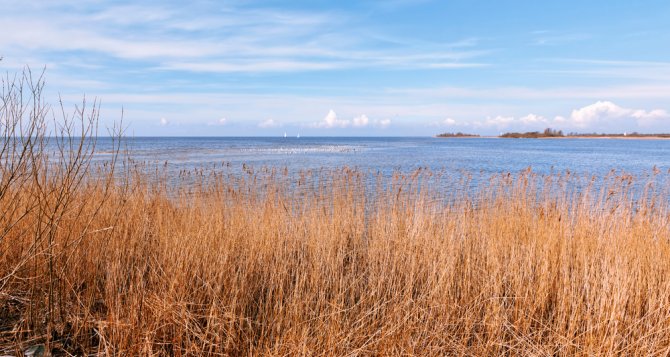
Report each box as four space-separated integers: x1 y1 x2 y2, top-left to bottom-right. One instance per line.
93 137 670 177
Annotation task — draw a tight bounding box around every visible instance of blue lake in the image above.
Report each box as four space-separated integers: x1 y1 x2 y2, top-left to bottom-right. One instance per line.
95 137 670 178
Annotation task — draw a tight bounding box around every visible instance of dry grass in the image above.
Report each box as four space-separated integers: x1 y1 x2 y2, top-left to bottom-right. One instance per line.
3 69 670 356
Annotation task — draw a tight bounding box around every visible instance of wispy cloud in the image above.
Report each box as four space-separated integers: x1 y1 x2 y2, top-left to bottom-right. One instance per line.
374 118 392 128
528 58 670 81
311 110 391 129
0 2 487 74
352 115 369 127
4 1 669 136
387 84 670 100
258 119 279 128
159 61 344 73
467 101 669 131
313 110 351 128
432 117 458 127
566 101 668 128
206 117 227 126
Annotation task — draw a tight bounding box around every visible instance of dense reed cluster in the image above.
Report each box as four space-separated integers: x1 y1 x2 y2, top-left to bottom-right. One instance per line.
2 70 670 356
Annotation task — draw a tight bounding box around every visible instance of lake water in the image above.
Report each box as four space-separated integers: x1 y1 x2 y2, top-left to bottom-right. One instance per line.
96 137 670 177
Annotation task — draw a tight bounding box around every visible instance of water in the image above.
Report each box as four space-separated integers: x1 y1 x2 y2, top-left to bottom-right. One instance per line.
94 137 670 177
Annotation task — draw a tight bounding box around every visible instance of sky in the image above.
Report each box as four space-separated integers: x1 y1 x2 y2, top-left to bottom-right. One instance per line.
1 0 670 136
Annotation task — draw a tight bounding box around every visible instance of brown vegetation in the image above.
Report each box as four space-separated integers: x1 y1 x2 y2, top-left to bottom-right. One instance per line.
500 128 670 139
501 128 564 138
3 70 670 355
567 132 670 138
436 132 480 138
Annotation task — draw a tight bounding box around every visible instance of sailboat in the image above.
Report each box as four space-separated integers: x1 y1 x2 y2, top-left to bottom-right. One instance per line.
284 132 287 138
297 133 300 138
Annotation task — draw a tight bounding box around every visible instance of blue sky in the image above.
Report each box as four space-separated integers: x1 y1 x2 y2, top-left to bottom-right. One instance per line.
2 0 669 136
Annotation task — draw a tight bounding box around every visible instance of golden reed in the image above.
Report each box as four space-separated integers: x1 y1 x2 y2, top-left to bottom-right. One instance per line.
2 69 670 355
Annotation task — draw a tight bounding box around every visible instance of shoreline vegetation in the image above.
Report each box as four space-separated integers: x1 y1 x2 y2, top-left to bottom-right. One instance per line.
437 127 670 139
500 128 564 138
4 71 670 355
435 132 481 138
502 128 670 139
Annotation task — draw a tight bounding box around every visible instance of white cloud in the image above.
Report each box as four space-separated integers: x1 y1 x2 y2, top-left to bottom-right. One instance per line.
554 115 567 124
568 101 668 127
258 118 279 128
159 117 169 126
569 101 626 127
206 117 228 126
443 118 457 125
205 117 228 126
430 117 462 127
387 84 670 100
519 114 548 125
313 110 350 128
469 101 668 132
469 113 549 130
352 114 369 127
0 3 488 74
374 118 392 128
324 110 340 127
631 109 668 120
161 60 343 73
311 111 390 129
481 115 515 128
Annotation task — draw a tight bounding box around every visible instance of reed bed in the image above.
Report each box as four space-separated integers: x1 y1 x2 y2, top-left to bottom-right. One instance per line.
2 160 670 355
3 70 670 356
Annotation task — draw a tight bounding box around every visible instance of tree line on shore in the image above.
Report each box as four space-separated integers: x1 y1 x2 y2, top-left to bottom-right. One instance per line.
438 128 670 138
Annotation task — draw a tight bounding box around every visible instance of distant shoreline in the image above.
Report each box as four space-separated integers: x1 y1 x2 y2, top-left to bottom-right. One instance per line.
548 135 670 140
435 135 670 140
433 135 482 138
436 128 670 140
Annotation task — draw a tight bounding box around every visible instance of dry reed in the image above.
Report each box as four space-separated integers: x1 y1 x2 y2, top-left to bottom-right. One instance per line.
2 69 670 356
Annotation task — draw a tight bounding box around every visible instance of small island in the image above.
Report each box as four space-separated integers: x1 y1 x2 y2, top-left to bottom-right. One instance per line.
436 128 670 139
498 128 670 139
500 128 564 138
436 132 480 138
567 132 670 138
